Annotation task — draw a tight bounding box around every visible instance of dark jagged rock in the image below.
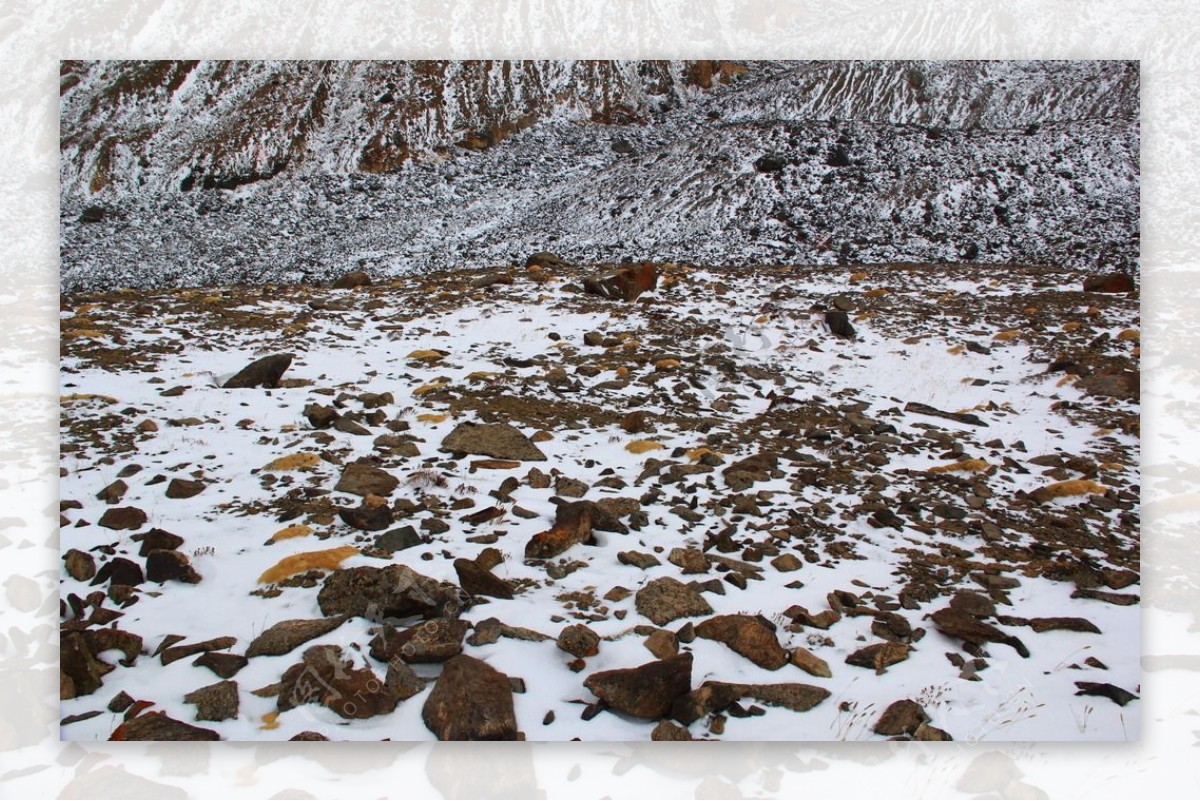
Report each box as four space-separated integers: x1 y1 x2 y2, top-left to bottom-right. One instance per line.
825 310 856 338
369 619 470 663
873 699 929 736
277 645 396 719
1083 273 1135 293
454 557 515 599
165 478 205 499
930 607 1029 657
222 353 293 389
904 401 986 427
317 564 464 621
694 614 790 670
115 712 220 741
145 549 202 583
1074 681 1138 706
159 636 235 665
845 642 911 672
375 525 422 553
61 631 110 699
183 679 239 722
92 556 144 587
584 652 693 719
422 654 519 740
441 422 547 461
338 498 394 531
193 651 248 679
245 615 350 658
132 528 185 556
635 576 713 626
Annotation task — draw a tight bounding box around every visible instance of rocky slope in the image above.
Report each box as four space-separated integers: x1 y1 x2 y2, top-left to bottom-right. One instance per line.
59 60 1139 290
58 259 1140 741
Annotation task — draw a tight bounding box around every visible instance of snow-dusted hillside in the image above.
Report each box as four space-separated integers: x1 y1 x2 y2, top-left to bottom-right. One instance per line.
59 60 1139 291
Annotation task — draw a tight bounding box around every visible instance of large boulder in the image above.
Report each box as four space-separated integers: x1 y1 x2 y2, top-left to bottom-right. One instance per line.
277 645 397 719
441 422 547 462
222 353 293 389
317 564 464 622
694 614 790 670
583 652 693 719
422 654 520 740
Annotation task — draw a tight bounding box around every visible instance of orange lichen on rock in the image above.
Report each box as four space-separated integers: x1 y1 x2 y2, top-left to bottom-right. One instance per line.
993 330 1021 342
626 440 666 454
927 458 989 474
268 524 314 544
258 545 358 584
263 453 321 471
1028 479 1107 504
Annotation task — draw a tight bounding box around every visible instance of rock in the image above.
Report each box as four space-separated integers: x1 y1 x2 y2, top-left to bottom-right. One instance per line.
92 557 144 587
278 645 396 719
873 699 929 736
334 462 399 497
332 270 371 289
845 642 911 672
317 564 463 621
695 614 790 670
635 577 713 626
739 683 830 713
671 682 745 725
1076 370 1140 401
524 500 606 559
790 647 832 678
165 478 205 499
132 528 185 556
584 652 693 719
338 497 394 531
581 263 659 302
913 722 953 741
61 631 109 699
304 403 340 429
160 636 237 666
454 558 514 599
145 549 202 583
651 720 693 740
290 731 329 741
621 411 648 434
949 589 996 618
422 654 519 740
374 525 422 553
904 401 986 427
97 506 147 531
442 422 547 461
644 629 679 659
825 310 856 338
183 680 239 722
1083 273 1135 293
668 547 709 573
871 611 913 643
193 651 248 679
618 550 661 570
557 624 601 658
1074 681 1138 706
115 712 220 741
107 691 134 713
754 153 788 172
245 616 350 658
1070 588 1139 605
1027 617 1101 634
96 479 128 504
79 205 105 223
385 659 426 701
222 353 293 389
929 607 1029 657
555 476 589 498
526 251 570 270
771 553 803 572
63 549 96 581
370 618 470 663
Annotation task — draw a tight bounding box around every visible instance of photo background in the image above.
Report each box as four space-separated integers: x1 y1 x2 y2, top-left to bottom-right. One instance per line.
3 0 1194 796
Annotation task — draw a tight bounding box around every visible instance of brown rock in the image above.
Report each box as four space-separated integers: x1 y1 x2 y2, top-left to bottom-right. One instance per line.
278 645 396 719
132 528 185 556
949 589 996 618
317 564 463 621
145 550 202 584
695 614 790 670
222 353 293 389
771 553 803 572
385 659 426 701
453 558 515 599
873 699 929 736
116 712 220 741
618 550 661 570
290 731 330 741
338 498 394 531
183 680 239 722
245 616 349 658
61 631 110 699
97 506 147 531
556 624 601 658
554 475 589 498
651 720 693 741
668 547 709 574
91 557 144 587
1027 617 1102 634
96 479 128 504
644 629 679 659
581 263 659 302
334 462 399 497
525 251 570 270
369 619 470 663
845 642 911 672
1083 273 1135 293
63 549 96 581
441 422 547 461
160 636 237 666
332 270 372 289
584 652 693 719
193 651 248 679
635 576 713 626
166 478 205 499
790 647 832 678
422 654 519 740
524 500 593 559
621 411 648 434
913 722 953 741
1076 370 1139 401
930 607 1030 657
